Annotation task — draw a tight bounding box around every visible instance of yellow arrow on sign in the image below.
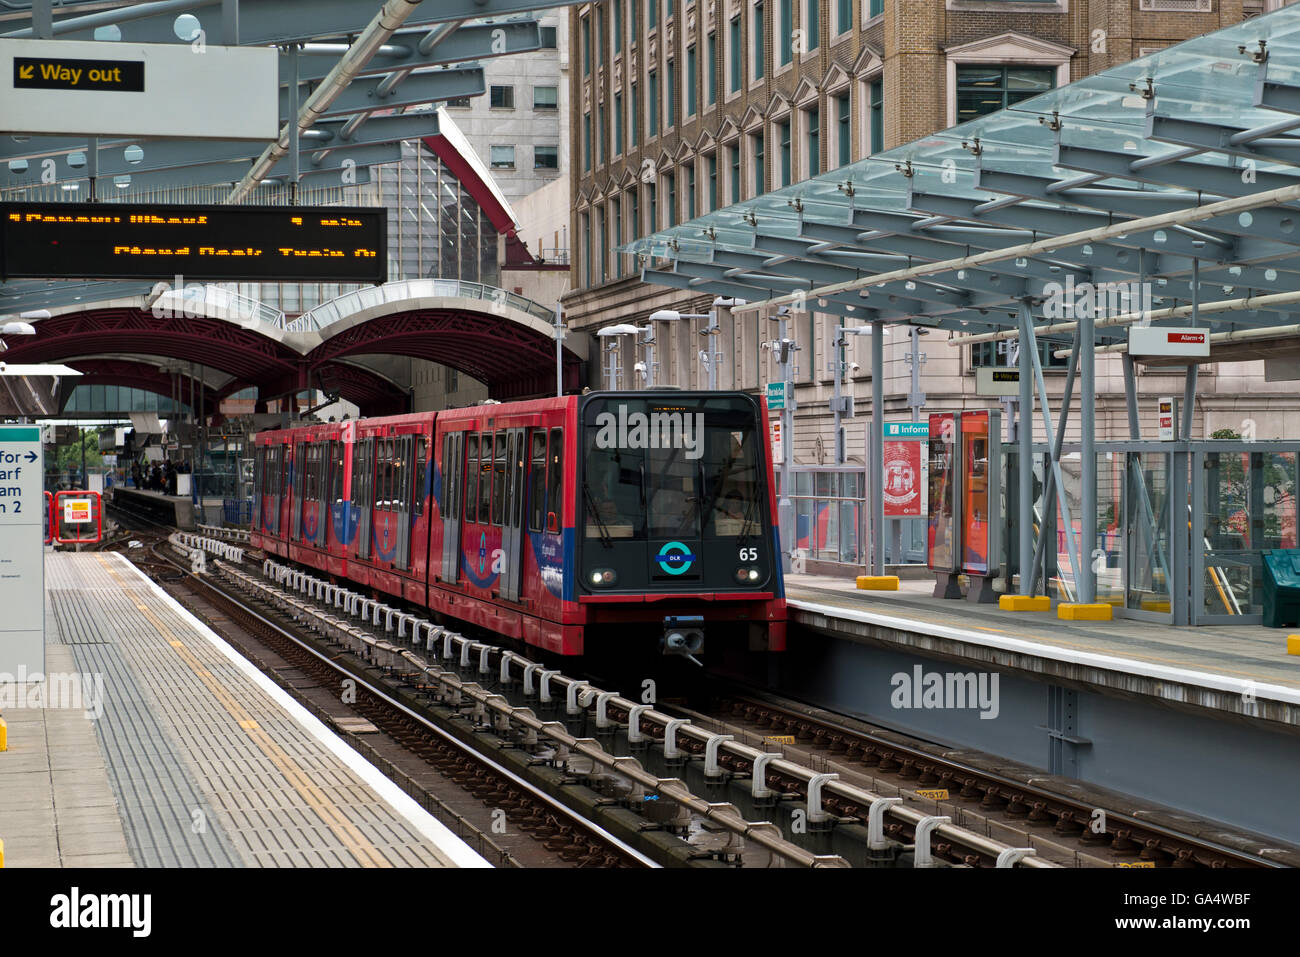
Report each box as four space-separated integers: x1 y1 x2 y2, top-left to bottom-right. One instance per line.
17 64 33 79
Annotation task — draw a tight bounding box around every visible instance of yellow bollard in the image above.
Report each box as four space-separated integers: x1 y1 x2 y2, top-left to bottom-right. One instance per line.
1057 603 1114 621
999 595 1051 612
856 575 900 591
1287 635 1300 657
0 715 6 752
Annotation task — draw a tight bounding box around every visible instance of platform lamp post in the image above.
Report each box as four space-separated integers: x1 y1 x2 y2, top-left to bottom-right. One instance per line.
834 325 890 567
596 323 639 391
769 307 800 574
648 297 741 390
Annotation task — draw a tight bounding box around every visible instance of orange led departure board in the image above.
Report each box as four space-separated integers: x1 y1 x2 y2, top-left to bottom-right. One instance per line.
0 202 387 283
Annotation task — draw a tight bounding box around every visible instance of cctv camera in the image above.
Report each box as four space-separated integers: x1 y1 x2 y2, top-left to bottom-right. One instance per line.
849 362 861 373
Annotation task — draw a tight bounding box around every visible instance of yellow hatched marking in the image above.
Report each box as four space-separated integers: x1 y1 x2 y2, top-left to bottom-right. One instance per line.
96 555 391 868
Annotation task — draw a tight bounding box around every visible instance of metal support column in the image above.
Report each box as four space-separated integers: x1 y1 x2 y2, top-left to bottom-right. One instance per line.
777 313 795 574
222 0 239 44
1171 449 1191 625
832 328 844 465
1122 353 1141 440
287 45 301 201
870 321 885 575
1017 306 1034 594
1182 258 1200 440
32 0 52 39
554 301 564 397
1079 308 1097 605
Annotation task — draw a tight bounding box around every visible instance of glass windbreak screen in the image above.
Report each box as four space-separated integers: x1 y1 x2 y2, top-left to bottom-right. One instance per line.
582 396 762 541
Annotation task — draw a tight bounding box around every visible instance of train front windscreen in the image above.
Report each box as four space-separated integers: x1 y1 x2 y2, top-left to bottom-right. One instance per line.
579 393 773 593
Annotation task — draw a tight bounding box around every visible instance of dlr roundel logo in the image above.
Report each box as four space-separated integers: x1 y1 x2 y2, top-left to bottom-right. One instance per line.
656 541 696 575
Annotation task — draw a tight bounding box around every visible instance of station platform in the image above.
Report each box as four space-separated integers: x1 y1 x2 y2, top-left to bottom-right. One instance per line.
0 551 487 868
785 574 1300 730
109 486 224 529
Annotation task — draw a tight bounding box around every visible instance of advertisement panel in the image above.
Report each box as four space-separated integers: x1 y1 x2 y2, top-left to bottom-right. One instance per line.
961 410 998 576
883 439 923 517
926 413 959 573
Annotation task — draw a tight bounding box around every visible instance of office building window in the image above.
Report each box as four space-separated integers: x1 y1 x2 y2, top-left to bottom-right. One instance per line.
445 96 471 108
598 206 608 283
753 2 765 81
612 198 622 275
686 44 697 117
630 82 639 146
648 70 659 136
599 103 608 164
648 0 657 28
582 17 591 75
956 66 1055 123
533 85 558 109
667 58 676 126
666 172 677 227
778 0 792 66
535 145 559 169
666 0 674 18
490 145 515 169
707 33 716 105
630 188 640 243
972 340 1067 369
648 181 658 230
752 132 765 196
614 0 623 53
583 112 592 171
707 153 718 212
686 164 697 218
540 25 557 48
778 119 791 186
836 0 851 34
490 85 514 109
805 105 820 177
836 92 851 167
729 144 740 204
869 79 883 153
582 211 592 286
805 0 818 51
729 16 742 93
615 92 624 155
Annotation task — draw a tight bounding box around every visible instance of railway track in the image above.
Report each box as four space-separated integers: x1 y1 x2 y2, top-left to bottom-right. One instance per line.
168 532 1078 867
667 687 1295 869
101 524 655 868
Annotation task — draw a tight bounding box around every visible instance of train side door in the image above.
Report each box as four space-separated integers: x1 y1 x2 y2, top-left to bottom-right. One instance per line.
354 437 374 560
291 442 306 542
501 427 527 603
440 430 463 584
394 435 412 570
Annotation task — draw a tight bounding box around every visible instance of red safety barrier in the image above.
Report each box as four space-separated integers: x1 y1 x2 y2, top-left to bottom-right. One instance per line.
43 491 53 545
54 491 103 545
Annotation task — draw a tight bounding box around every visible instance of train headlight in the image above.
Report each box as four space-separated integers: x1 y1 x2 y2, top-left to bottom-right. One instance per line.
748 568 761 582
735 567 761 583
590 568 617 586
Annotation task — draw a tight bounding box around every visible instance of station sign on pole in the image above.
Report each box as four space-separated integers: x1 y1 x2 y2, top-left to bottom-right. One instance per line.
1128 327 1210 358
765 381 787 410
975 367 1021 397
0 425 44 677
0 38 277 139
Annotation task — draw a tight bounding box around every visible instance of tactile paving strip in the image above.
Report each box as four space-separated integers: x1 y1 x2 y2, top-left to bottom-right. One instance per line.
46 551 460 868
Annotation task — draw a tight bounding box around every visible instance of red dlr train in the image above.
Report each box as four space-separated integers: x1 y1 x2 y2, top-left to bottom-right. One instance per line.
252 391 786 658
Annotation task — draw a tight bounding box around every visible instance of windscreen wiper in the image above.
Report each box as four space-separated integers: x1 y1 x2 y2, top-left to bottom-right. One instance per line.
582 479 614 549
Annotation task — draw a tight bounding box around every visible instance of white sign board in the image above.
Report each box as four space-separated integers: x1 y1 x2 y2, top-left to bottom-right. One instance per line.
0 38 278 139
1129 326 1210 358
0 425 44 677
1157 397 1177 442
771 420 783 466
975 366 1021 397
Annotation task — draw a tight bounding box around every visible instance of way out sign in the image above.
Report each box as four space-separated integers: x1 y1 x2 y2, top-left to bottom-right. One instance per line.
0 424 44 676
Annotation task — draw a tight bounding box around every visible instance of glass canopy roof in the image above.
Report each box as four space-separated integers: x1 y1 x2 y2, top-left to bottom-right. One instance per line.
622 4 1300 338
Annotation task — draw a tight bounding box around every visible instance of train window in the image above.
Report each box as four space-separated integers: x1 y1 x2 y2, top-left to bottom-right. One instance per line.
329 441 344 505
470 433 481 522
478 432 492 523
528 430 547 532
547 429 562 533
703 425 761 538
513 432 526 528
416 437 428 517
492 432 507 526
393 437 407 512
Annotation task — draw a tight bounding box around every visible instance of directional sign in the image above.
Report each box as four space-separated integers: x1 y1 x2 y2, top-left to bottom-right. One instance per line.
1129 326 1210 358
14 56 145 92
0 425 44 677
765 381 787 411
975 366 1021 397
883 421 929 439
0 38 277 139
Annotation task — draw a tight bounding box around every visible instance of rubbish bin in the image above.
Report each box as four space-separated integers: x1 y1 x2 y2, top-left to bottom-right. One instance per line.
1262 549 1300 628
